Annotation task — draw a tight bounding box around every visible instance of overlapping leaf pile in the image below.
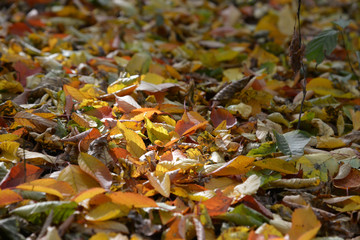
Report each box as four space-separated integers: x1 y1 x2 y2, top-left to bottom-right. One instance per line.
0 0 359 239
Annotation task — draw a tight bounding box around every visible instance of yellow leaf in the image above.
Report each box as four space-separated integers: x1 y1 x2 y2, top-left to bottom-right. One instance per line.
350 109 360 130
250 45 279 65
63 84 87 102
16 178 75 199
142 72 164 84
0 79 23 93
0 189 23 206
306 78 354 98
78 153 112 190
316 136 346 149
0 133 20 142
117 121 146 158
86 202 129 221
255 13 287 45
165 64 181 80
189 190 216 201
145 117 170 144
89 232 109 240
209 155 254 176
58 165 101 193
0 141 19 162
287 206 321 240
253 158 298 174
72 188 106 203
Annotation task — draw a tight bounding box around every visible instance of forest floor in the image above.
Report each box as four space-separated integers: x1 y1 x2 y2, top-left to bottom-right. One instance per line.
0 0 360 239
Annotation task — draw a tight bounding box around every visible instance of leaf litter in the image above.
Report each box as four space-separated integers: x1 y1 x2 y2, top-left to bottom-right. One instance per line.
0 0 360 239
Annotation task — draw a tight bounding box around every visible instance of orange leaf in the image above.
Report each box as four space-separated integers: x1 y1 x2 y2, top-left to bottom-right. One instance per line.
79 128 101 152
16 178 75 199
78 152 113 190
209 155 254 176
0 189 23 206
109 192 157 208
287 206 321 240
202 190 232 216
175 111 208 136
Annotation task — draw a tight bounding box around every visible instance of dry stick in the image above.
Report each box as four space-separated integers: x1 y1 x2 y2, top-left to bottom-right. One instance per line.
296 0 307 130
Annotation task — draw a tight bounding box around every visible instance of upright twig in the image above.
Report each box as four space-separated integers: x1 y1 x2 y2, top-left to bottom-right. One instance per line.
339 30 360 85
289 0 307 130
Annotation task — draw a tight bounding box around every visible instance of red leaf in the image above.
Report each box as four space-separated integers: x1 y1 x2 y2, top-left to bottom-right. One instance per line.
0 163 43 189
85 106 113 120
8 22 32 36
210 108 237 128
13 61 42 87
240 195 273 219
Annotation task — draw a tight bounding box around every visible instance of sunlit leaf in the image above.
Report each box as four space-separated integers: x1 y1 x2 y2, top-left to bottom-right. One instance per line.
253 158 297 174
85 202 129 221
145 117 171 144
0 163 43 189
16 178 75 199
146 172 170 198
0 189 23 206
72 188 106 203
287 206 321 240
58 165 101 193
109 191 157 208
116 121 146 158
78 153 112 190
209 155 254 176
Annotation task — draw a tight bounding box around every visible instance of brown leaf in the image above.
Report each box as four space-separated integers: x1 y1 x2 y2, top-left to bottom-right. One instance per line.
13 111 57 132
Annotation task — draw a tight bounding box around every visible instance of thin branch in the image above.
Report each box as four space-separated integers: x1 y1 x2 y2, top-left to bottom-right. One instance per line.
296 0 307 130
339 30 360 85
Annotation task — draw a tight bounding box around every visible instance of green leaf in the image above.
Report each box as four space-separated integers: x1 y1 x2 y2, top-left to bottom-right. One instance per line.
10 201 77 225
274 130 311 156
126 52 151 74
305 29 339 64
274 131 291 156
247 142 276 157
0 217 25 240
216 204 268 227
333 19 351 29
0 162 9 182
308 95 340 108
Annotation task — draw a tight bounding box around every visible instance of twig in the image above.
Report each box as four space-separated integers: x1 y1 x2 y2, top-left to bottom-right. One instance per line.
296 0 307 130
339 30 360 85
